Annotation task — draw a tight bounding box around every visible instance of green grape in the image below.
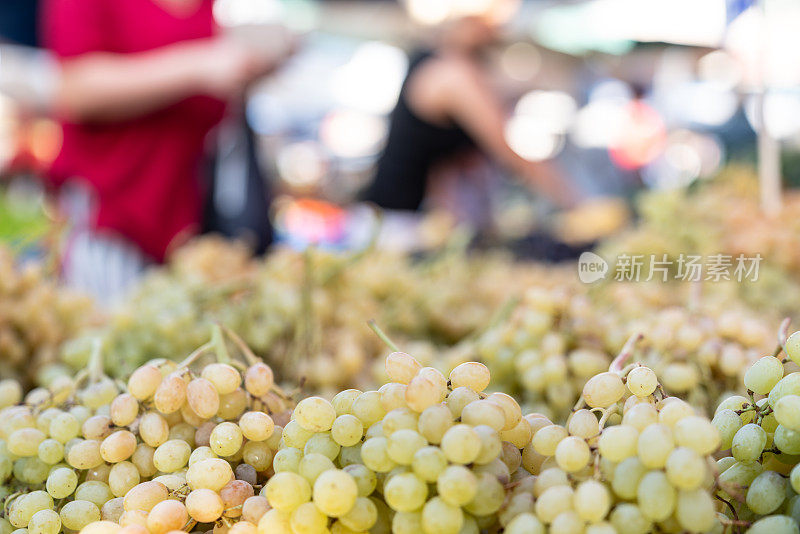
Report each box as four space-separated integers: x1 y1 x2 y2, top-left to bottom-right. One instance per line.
8 491 53 529
732 423 767 462
746 515 800 534
555 436 591 473
13 457 49 485
786 331 800 364
504 513 545 534
446 387 479 418
769 373 800 408
283 420 314 449
339 497 377 532
8 428 46 457
49 413 80 444
312 469 357 517
673 415 720 455
598 424 638 462
461 400 506 432
185 489 224 523
744 356 784 394
775 425 800 455
612 457 647 500
712 409 743 450
332 389 362 416
417 404 453 444
298 453 335 485
289 502 327 534
573 479 610 523
746 470 787 515
75 481 113 508
384 472 428 512
60 500 101 531
153 439 191 472
637 470 676 521
675 488 716 533
273 447 303 473
464 472 505 517
582 372 625 408
440 425 481 465
637 424 674 469
210 422 243 457
626 366 658 397
381 409 418 438
295 397 336 433
411 446 448 482
421 496 463 534
264 472 311 512
610 503 652 534
343 464 377 497
304 432 340 461
37 439 64 465
379 383 407 412
718 461 764 488
186 458 234 491
351 391 385 427
46 467 78 499
775 395 800 431
392 511 423 534
534 484 574 523
26 509 60 534
109 461 140 498
331 415 364 447
436 465 477 507
665 447 706 490
551 511 584 534
361 437 396 473
386 429 427 465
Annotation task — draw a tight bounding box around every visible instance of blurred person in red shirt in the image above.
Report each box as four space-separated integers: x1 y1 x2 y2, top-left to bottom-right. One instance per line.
42 0 284 304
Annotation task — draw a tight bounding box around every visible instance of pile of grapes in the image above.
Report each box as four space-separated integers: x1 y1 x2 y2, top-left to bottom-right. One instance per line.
60 237 552 391
7 314 800 533
0 246 93 388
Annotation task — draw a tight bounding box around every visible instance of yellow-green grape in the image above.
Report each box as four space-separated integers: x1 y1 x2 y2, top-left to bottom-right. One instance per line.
505 513 545 534
658 399 694 427
152 372 187 414
298 453 335 485
312 469 357 517
775 425 800 454
239 412 275 442
201 363 241 395
775 395 800 431
122 481 168 513
132 444 157 478
75 481 114 508
446 387 479 418
338 496 377 532
417 404 453 444
273 447 303 473
352 391 386 428
534 484 574 524
14 456 50 485
244 362 274 397
551 511 584 534
449 362 491 392
295 397 337 433
218 389 248 420
8 491 53 528
343 464 377 497
746 515 800 534
8 428 46 457
665 447 705 490
673 415 720 455
637 470 676 522
582 372 625 408
786 332 800 364
186 458 233 491
626 366 658 397
185 378 220 420
712 409 743 450
731 423 767 462
622 403 658 431
473 425 502 465
361 437 396 473
411 446 448 482
60 500 100 531
746 470 787 515
210 422 244 457
461 400 505 432
331 415 364 447
610 503 652 534
485 393 522 431
405 376 442 414
153 439 191 472
127 364 162 401
567 409 599 440
464 472 505 516
384 472 428 512
611 457 647 500
637 424 674 469
242 495 270 524
421 496 463 534
440 425 480 465
675 488 717 533
379 383 407 412
67 439 103 470
138 412 169 448
0 380 22 409
573 479 610 523
744 356 784 395
288 502 327 534
265 472 311 512
532 425 568 456
27 509 60 534
382 409 418 438
385 353 422 385
768 373 800 408
257 508 292 534
597 424 638 462
555 436 591 473
386 429 427 465
304 432 340 461
109 461 140 497
436 465 477 507
37 439 64 465
332 389 362 416
46 467 78 499
283 420 313 449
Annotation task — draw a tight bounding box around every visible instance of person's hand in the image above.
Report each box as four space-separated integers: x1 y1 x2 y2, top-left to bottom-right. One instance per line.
193 38 266 98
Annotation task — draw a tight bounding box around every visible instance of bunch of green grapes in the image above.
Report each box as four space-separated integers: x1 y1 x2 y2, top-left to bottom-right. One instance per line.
0 246 93 388
499 351 724 534
0 328 293 534
706 328 800 533
476 282 773 422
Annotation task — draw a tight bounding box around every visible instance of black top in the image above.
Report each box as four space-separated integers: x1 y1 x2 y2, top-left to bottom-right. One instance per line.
0 0 40 47
363 50 476 211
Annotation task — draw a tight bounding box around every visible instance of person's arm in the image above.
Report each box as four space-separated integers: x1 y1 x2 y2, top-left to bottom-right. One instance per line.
54 38 266 123
431 58 579 208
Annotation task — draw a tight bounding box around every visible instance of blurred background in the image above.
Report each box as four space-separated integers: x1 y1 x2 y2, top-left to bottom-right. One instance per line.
0 0 798 302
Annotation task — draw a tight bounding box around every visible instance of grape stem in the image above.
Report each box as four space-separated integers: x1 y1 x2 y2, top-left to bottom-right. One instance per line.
715 494 747 533
177 340 215 368
219 324 261 367
87 337 105 383
367 320 401 353
211 324 231 364
609 333 643 374
597 405 617 430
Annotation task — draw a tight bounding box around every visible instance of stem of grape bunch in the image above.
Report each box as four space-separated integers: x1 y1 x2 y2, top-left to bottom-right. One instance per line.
367 320 402 353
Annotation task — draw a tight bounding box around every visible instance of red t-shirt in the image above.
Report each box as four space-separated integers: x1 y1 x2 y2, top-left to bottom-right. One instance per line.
43 0 226 261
